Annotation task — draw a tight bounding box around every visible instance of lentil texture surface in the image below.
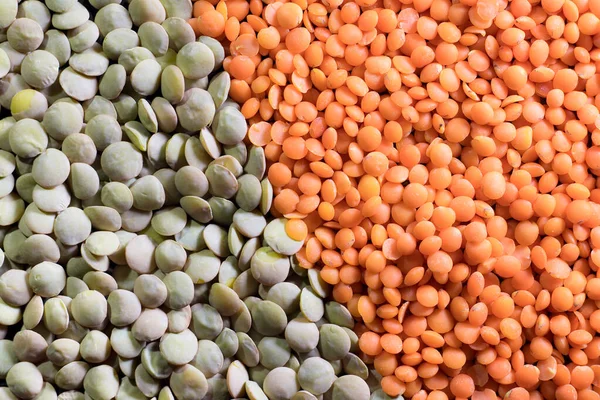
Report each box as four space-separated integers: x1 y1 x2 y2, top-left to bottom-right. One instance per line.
188 0 600 398
0 0 374 399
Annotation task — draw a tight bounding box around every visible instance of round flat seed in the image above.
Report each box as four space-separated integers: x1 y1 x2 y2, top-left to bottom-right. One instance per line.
213 106 246 146
199 128 222 159
267 282 301 314
206 164 238 199
300 288 324 323
52 2 89 30
69 44 109 77
235 174 261 212
151 207 187 236
175 220 206 251
59 67 97 101
9 119 48 158
101 182 133 213
0 193 25 226
0 74 30 110
113 94 138 123
8 18 44 53
236 332 259 367
250 247 290 286
43 297 69 335
292 391 319 400
227 361 249 399
212 155 243 177
342 353 368 380
22 295 42 330
94 4 132 37
263 218 304 256
117 377 146 400
203 224 230 257
102 28 139 60
7 362 44 399
147 132 169 169
258 337 291 370
71 290 107 328
232 270 258 300
70 163 100 200
85 231 120 256
81 244 110 272
152 97 178 133
244 146 266 180
32 184 70 213
155 239 187 273
138 98 158 133
42 102 82 141
84 95 117 121
308 268 331 299
107 289 142 327
175 166 208 197
161 17 194 51
28 261 66 298
0 149 16 178
68 21 100 53
191 303 222 340
40 30 71 67
165 133 187 170
332 376 370 400
17 1 51 32
21 50 59 89
0 269 32 307
80 330 111 364
184 249 220 284
99 64 126 100
180 196 212 223
191 340 223 378
322 303 354 330
32 148 70 188
101 142 143 182
170 364 208 400
141 342 172 380
228 226 246 259
130 175 166 211
184 136 212 171
85 206 122 232
0 0 17 29
167 306 192 334
318 324 350 361
161 65 185 104
176 88 215 132
176 42 214 80
55 361 89 390
139 21 169 57
159 329 197 366
162 270 194 310
132 308 168 342
125 235 157 274
285 317 319 353
251 300 287 336
131 59 162 96
84 365 119 400
198 36 225 68
262 367 299 400
111 327 145 358
233 209 267 238
239 237 260 272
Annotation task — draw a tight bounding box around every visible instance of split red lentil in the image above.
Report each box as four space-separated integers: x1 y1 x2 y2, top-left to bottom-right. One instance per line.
188 0 600 398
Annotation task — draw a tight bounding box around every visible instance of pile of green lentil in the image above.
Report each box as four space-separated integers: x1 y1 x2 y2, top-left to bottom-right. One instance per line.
0 0 386 399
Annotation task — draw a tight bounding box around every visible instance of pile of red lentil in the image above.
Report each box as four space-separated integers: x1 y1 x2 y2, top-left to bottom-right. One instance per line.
188 0 600 398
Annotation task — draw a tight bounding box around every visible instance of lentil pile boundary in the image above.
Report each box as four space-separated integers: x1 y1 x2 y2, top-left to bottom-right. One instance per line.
187 0 600 398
